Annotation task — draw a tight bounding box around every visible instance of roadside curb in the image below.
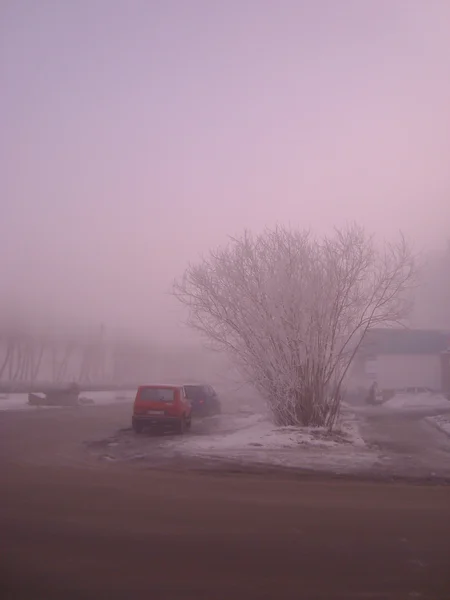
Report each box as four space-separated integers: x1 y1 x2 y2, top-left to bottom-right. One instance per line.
425 416 450 439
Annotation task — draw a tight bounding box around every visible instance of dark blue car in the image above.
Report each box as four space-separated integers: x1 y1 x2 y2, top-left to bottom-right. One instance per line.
184 384 221 417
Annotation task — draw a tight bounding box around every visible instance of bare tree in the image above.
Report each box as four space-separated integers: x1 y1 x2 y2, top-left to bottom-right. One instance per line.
30 338 46 382
9 337 26 382
174 224 416 429
0 337 13 381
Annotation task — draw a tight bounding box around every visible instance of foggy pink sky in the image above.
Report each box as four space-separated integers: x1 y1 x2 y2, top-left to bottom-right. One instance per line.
1 1 450 341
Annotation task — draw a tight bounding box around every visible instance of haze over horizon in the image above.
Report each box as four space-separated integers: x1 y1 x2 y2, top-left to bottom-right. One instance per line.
2 1 450 342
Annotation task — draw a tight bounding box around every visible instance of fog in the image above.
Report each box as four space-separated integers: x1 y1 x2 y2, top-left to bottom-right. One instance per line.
2 1 450 343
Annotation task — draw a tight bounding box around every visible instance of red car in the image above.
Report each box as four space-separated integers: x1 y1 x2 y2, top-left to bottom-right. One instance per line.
132 385 192 434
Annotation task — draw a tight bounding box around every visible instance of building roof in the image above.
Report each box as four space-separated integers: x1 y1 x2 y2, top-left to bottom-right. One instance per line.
361 328 450 356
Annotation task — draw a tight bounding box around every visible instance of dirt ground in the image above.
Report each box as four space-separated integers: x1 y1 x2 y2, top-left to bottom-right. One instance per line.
1 403 450 599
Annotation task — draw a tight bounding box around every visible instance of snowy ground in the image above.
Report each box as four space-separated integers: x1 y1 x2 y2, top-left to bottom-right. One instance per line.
164 411 376 472
426 414 450 438
383 391 450 411
0 394 51 411
355 391 450 479
72 388 450 476
85 389 450 477
81 391 136 405
86 406 379 475
3 388 450 478
349 390 450 420
171 411 365 452
0 391 136 411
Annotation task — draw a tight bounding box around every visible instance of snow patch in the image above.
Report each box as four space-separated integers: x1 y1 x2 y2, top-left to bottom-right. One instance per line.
158 411 377 472
84 391 136 405
384 392 450 411
183 421 361 452
0 394 52 411
336 411 366 448
0 390 136 411
426 414 450 438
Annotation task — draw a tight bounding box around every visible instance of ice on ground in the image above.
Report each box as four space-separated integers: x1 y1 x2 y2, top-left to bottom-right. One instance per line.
426 414 450 438
384 392 450 411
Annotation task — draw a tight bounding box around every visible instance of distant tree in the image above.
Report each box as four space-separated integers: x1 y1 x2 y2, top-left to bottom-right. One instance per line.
174 224 416 429
0 337 13 381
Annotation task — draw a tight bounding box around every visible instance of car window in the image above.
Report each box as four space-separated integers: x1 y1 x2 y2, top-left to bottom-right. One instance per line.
184 386 203 399
139 387 174 402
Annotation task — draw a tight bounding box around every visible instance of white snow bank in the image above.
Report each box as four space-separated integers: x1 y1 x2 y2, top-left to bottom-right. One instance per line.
83 391 136 405
197 421 321 451
160 411 377 472
384 392 450 411
199 424 340 451
0 394 61 411
175 414 362 453
426 414 450 438
200 408 366 444
0 390 136 411
0 394 29 410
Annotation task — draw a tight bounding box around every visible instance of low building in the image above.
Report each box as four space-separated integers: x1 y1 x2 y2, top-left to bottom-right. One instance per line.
351 328 450 393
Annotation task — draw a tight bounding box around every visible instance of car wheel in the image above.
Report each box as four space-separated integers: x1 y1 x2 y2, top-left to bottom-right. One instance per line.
133 420 143 434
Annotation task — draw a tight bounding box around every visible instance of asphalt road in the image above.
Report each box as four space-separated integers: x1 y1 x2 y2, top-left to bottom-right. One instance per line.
2 464 450 599
359 406 450 479
1 405 450 599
